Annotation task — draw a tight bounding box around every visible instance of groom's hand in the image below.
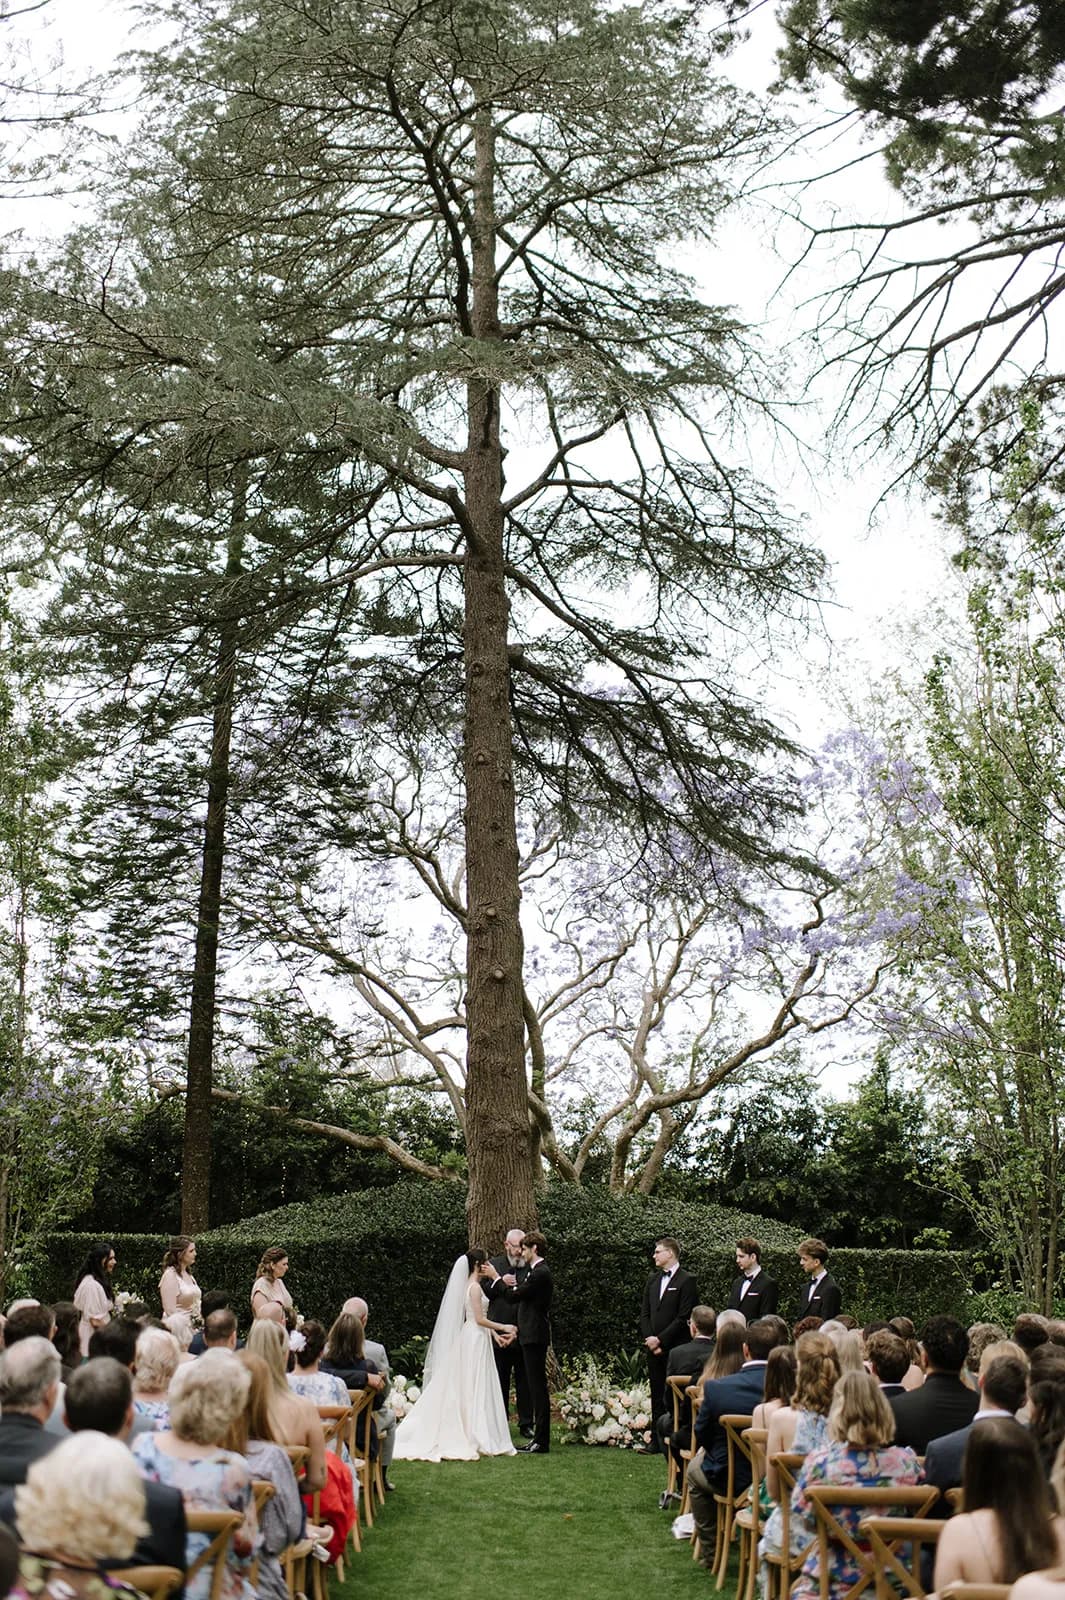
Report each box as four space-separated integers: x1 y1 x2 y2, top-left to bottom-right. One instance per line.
502 1273 517 1287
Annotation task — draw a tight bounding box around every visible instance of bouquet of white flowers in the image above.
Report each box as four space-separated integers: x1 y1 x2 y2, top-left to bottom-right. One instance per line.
390 1373 422 1419
556 1357 653 1449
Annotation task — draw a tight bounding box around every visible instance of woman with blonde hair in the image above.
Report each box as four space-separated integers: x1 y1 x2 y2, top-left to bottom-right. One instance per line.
760 1331 842 1570
226 1353 311 1600
934 1421 1065 1591
250 1249 293 1325
788 1369 922 1600
245 1319 326 1492
133 1326 182 1429
10 1433 146 1600
131 1350 258 1600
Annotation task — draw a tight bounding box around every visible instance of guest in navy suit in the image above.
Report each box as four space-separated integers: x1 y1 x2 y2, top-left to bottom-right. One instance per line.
687 1319 775 1565
639 1237 697 1455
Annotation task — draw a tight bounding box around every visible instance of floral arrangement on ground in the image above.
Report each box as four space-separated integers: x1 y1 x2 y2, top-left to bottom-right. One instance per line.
556 1356 653 1449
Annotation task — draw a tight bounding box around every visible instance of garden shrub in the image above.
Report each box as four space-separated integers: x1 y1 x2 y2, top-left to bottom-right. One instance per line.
31 1181 980 1355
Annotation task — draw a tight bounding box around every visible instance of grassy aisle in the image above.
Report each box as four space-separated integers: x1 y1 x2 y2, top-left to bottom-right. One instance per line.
337 1436 728 1600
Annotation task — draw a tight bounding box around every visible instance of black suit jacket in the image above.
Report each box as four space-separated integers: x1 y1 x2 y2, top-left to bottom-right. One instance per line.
487 1254 527 1328
889 1372 980 1454
666 1336 715 1382
727 1270 779 1322
640 1268 698 1355
495 1259 552 1344
0 1473 186 1591
796 1272 842 1323
0 1413 57 1485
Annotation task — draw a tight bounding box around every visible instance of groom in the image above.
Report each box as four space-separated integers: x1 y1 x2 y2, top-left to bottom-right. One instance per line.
484 1232 553 1454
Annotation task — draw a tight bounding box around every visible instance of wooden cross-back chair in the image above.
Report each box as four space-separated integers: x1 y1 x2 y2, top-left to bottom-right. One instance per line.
861 1515 947 1600
665 1373 693 1505
938 1587 1010 1600
805 1485 940 1600
734 1427 768 1600
247 1480 276 1589
183 1511 242 1600
680 1386 700 1519
761 1452 808 1600
346 1387 382 1527
709 1413 755 1588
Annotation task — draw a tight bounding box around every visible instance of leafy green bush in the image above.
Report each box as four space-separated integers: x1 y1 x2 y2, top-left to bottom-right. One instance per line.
31 1183 979 1352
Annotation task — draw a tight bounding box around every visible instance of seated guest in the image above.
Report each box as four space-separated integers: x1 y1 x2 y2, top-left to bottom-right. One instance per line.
0 1525 16 1600
821 1324 863 1372
287 1322 350 1406
888 1317 924 1389
666 1306 717 1384
3 1309 66 1438
132 1350 258 1600
202 1309 238 1353
789 1370 923 1600
0 1340 59 1484
866 1331 910 1396
925 1352 1028 1514
189 1295 236 1357
1016 1315 1053 1357
753 1344 797 1431
341 1297 398 1492
51 1304 81 1381
0 1358 187 1581
88 1319 139 1369
228 1354 305 1600
792 1315 823 1341
761 1332 841 1565
8 1433 147 1600
889 1315 978 1451
245 1321 327 1492
698 1319 746 1385
967 1322 1009 1375
686 1318 774 1568
1029 1369 1065 1478
934 1419 1065 1590
320 1313 385 1397
1049 1323 1065 1349
133 1327 182 1429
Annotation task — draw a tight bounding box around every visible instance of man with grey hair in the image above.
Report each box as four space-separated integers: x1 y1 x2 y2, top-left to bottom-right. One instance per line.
0 1336 60 1484
342 1295 397 1490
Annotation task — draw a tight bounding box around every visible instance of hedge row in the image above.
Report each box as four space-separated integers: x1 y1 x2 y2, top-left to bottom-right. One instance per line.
31 1182 977 1358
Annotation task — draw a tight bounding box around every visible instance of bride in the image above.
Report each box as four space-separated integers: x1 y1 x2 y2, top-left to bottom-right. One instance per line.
392 1249 518 1461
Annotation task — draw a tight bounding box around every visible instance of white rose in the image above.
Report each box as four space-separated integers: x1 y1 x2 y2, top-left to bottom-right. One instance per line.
407 1385 421 1402
634 1413 648 1430
591 1403 605 1420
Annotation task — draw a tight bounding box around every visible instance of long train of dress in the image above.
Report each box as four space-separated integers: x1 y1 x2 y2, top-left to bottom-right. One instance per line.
393 1287 516 1462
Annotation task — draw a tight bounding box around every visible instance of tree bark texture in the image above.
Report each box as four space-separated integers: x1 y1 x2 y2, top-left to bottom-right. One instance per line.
181 467 247 1233
461 106 538 1250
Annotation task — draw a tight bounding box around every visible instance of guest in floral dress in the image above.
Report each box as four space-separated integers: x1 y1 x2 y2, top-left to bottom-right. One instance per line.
287 1321 350 1407
132 1350 258 1600
789 1369 923 1600
133 1326 181 1430
9 1433 146 1600
761 1331 842 1566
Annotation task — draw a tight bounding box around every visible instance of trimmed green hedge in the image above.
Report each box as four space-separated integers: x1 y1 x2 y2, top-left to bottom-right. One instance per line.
33 1182 977 1356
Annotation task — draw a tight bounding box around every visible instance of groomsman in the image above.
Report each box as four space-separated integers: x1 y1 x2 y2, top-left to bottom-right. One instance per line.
795 1238 842 1322
639 1237 697 1454
727 1238 779 1322
487 1229 532 1438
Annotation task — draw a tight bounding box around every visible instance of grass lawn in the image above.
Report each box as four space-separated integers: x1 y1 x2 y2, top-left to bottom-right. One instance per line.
336 1430 732 1600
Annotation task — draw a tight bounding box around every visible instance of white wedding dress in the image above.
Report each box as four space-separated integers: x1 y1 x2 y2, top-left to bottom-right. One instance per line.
393 1260 517 1462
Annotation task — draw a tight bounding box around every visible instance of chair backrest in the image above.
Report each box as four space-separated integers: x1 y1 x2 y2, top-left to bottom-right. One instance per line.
346 1386 376 1456
744 1428 769 1536
251 1479 277 1517
720 1414 754 1501
667 1373 691 1432
283 1443 311 1480
945 1487 963 1512
767 1452 808 1575
318 1404 354 1455
939 1588 1010 1600
109 1567 184 1600
860 1515 947 1600
806 1485 939 1600
184 1511 242 1600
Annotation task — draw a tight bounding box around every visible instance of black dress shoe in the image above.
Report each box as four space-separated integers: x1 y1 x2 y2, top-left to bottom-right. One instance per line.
519 1425 535 1438
517 1442 548 1453
383 1479 397 1492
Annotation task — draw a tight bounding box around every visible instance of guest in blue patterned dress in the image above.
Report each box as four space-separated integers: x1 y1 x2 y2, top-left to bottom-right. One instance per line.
132 1350 258 1600
789 1369 923 1600
286 1322 350 1407
133 1326 181 1430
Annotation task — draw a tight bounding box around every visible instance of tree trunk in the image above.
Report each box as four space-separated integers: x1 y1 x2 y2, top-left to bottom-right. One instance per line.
181 467 247 1233
461 104 537 1250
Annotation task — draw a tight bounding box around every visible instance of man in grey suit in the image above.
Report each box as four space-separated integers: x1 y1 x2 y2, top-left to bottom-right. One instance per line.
343 1296 397 1490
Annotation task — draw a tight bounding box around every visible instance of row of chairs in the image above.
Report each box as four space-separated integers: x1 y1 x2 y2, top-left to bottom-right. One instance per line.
663 1382 1011 1600
110 1385 387 1600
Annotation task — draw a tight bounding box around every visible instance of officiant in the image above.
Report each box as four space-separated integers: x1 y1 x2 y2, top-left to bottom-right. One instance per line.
488 1230 533 1440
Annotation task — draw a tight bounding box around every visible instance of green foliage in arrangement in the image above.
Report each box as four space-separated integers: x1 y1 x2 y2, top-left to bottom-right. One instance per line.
35 1182 978 1350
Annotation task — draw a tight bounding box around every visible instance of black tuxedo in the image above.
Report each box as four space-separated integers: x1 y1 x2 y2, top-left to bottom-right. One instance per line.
889 1372 979 1454
640 1267 698 1451
796 1271 842 1322
0 1412 57 1485
488 1252 531 1431
727 1269 779 1322
496 1259 553 1450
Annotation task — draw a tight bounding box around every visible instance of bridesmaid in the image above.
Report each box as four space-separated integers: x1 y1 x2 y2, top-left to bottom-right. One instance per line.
73 1242 116 1359
250 1247 293 1324
160 1235 202 1330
